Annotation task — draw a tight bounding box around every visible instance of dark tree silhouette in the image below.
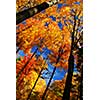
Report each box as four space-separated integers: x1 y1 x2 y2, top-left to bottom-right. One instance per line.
62 9 83 100
62 13 77 100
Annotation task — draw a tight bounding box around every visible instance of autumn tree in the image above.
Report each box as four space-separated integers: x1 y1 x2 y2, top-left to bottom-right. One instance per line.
41 32 71 100
16 53 48 100
62 2 83 100
27 59 48 100
16 0 83 100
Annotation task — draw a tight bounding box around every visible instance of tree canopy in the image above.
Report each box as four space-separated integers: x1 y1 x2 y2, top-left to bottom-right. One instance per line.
16 0 83 100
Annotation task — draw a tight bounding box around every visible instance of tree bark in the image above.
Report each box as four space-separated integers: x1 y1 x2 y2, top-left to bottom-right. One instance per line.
62 14 76 100
27 68 43 100
62 53 74 100
16 0 60 24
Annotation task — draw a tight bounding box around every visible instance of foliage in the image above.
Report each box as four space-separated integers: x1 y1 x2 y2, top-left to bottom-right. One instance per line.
16 54 48 100
16 70 46 100
45 72 81 100
16 0 83 100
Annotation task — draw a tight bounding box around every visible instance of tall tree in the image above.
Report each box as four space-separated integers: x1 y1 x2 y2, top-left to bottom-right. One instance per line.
62 11 77 100
16 36 45 79
16 0 60 24
27 59 48 100
41 44 67 100
62 5 83 99
16 48 38 79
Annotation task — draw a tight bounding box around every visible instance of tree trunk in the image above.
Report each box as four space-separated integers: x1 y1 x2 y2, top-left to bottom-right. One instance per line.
16 0 60 24
16 48 38 79
62 13 76 100
62 53 74 100
42 52 61 100
79 65 83 100
42 66 57 100
80 76 83 100
27 68 43 100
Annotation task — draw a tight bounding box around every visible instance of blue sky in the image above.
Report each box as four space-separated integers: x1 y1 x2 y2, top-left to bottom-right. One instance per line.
17 47 67 82
42 62 78 84
41 62 67 84
16 49 25 58
17 46 79 85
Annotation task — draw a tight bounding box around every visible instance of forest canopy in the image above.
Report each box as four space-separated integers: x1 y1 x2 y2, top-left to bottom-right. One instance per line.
16 0 83 100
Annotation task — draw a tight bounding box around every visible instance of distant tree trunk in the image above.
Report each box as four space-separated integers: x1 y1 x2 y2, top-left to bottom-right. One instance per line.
27 68 43 100
42 66 57 100
16 0 60 24
42 47 62 100
62 14 76 100
16 48 38 79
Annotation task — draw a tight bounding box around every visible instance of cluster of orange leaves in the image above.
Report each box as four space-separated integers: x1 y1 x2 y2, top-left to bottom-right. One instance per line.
16 3 71 52
16 54 47 100
16 1 74 70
